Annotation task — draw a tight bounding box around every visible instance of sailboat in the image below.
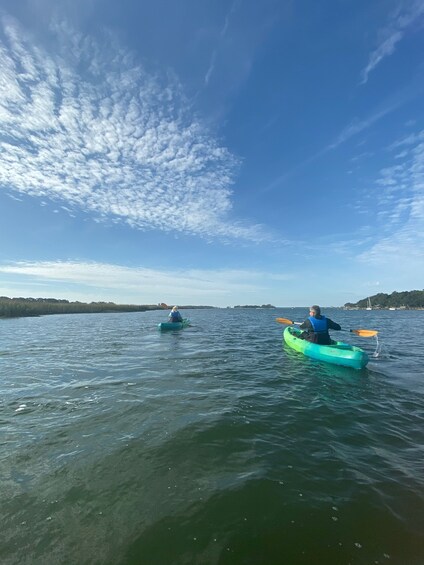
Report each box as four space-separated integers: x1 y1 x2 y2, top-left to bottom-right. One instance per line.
366 297 372 310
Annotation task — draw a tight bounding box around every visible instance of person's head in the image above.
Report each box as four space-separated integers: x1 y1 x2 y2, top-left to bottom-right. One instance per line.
309 305 321 317
172 306 179 311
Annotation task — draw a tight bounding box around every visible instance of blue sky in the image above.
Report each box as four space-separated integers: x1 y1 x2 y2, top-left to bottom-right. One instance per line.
0 0 423 307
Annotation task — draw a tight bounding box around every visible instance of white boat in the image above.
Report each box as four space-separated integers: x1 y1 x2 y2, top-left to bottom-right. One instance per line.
389 307 396 311
366 297 372 310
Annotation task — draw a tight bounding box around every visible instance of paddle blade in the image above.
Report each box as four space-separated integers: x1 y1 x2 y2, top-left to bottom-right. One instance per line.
350 329 378 337
275 317 294 325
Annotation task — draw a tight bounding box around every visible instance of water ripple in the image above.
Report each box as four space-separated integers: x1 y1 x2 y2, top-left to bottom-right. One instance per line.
0 309 423 564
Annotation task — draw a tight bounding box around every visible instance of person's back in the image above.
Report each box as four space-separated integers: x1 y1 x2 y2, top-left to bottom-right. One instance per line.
299 305 341 345
169 306 183 323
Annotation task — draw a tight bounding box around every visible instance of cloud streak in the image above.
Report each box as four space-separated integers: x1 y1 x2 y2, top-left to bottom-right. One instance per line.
361 0 424 84
0 15 267 242
204 0 241 86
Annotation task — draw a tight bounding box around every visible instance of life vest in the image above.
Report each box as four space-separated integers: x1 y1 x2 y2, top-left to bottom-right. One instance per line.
170 311 182 322
308 315 328 333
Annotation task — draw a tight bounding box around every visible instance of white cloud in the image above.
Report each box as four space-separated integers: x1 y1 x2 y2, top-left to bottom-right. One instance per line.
0 260 294 306
0 15 267 243
361 0 424 84
357 130 424 269
388 130 424 150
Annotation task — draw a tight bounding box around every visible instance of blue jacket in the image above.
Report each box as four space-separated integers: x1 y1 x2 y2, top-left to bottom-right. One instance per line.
169 311 183 323
299 315 341 344
308 315 328 333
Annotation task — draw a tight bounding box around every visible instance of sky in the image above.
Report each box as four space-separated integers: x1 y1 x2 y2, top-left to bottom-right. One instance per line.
0 0 423 307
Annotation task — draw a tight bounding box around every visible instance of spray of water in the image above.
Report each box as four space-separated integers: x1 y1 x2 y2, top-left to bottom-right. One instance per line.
372 335 382 358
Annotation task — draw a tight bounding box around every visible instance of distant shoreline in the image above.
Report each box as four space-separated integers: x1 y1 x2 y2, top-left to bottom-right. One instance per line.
2 295 423 319
344 290 424 310
0 297 214 319
344 307 424 311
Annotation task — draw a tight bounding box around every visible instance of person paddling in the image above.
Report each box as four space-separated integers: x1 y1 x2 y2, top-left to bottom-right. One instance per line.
168 305 183 323
299 305 341 345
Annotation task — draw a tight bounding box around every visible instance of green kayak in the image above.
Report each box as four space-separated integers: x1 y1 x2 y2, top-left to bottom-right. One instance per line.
283 326 368 370
158 318 190 331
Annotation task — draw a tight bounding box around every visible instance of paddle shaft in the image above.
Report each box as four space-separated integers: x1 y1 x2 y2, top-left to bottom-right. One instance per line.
275 317 378 337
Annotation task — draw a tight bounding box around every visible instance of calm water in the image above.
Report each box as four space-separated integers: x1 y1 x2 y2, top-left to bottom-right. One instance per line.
1 308 423 565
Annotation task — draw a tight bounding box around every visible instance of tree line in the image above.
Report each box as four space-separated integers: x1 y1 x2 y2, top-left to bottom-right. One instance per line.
0 297 166 318
0 297 216 318
344 290 424 309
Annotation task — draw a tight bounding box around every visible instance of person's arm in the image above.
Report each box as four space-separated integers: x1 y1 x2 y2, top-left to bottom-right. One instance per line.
327 318 341 330
299 319 312 330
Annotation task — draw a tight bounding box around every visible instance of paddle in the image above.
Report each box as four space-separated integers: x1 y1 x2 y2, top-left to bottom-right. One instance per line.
275 317 378 337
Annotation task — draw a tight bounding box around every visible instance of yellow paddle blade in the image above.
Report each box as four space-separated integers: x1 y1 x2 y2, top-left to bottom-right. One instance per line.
350 329 378 337
275 317 294 325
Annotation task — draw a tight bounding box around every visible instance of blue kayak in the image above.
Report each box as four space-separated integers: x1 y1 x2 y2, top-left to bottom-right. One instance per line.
158 318 190 331
283 326 368 369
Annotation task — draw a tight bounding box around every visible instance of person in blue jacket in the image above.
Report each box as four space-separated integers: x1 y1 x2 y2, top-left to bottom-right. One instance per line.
168 306 183 323
299 305 341 345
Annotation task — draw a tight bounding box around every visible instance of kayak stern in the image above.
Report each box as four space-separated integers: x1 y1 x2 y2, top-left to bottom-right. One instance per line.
158 318 190 331
283 326 368 370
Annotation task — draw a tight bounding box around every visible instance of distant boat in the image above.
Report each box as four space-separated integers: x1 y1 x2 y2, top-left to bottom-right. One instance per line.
389 307 396 311
366 297 372 310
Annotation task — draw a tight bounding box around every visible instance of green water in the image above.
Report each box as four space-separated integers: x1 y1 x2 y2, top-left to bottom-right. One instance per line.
1 308 423 564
